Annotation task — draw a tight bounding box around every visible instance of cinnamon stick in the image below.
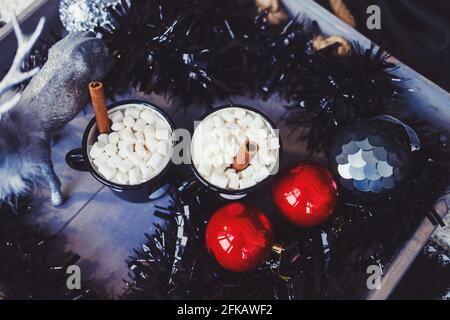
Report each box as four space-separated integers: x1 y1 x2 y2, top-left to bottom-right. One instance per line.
232 140 259 172
89 81 110 134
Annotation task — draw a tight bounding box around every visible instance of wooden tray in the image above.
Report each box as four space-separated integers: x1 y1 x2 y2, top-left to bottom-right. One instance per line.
0 0 449 299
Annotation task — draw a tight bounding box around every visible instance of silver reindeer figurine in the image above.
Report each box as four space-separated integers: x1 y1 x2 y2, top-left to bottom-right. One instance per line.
0 16 111 206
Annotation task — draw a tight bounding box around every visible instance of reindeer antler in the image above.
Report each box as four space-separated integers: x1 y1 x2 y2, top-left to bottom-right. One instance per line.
0 15 45 115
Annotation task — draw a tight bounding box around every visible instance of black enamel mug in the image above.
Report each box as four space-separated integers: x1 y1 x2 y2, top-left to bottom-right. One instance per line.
179 104 282 200
66 100 175 203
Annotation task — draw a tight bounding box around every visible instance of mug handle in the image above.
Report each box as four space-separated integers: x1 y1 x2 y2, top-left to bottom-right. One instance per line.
65 148 89 172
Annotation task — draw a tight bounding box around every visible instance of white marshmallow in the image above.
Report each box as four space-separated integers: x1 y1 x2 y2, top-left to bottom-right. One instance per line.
204 142 217 155
214 127 229 138
210 172 228 189
221 111 234 123
140 109 157 125
148 153 163 170
198 163 212 177
256 138 268 150
231 126 243 136
108 132 120 144
201 118 214 131
253 165 270 182
143 125 155 139
249 116 265 129
135 131 145 144
225 168 237 177
218 137 227 152
109 111 124 123
89 142 106 159
104 143 118 156
233 108 246 119
245 128 259 142
133 118 147 132
99 152 110 162
223 154 234 165
143 153 152 163
98 165 116 181
111 122 125 132
257 129 268 141
93 153 109 168
122 159 133 171
118 148 129 159
123 143 134 155
212 115 224 128
125 108 141 119
155 129 170 140
117 160 130 174
228 173 240 189
240 165 255 178
236 132 247 145
115 172 129 185
98 133 109 144
155 118 169 130
107 154 122 169
128 151 143 167
201 130 217 142
226 122 239 130
224 138 239 156
268 137 280 150
120 128 136 144
212 154 224 168
201 149 214 165
270 149 278 159
145 136 158 152
156 140 170 156
250 153 260 165
136 143 151 158
237 114 254 127
128 167 141 185
140 165 155 180
123 116 136 128
239 176 256 189
119 127 133 138
258 149 274 166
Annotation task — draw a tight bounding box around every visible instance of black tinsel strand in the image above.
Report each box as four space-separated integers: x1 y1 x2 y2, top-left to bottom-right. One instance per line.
97 0 256 107
0 198 98 300
285 43 402 154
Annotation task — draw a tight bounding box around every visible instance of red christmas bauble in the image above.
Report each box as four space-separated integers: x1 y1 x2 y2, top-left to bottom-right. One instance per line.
272 163 338 227
205 202 274 272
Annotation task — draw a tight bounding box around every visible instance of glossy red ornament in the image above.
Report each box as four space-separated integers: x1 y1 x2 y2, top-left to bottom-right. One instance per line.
205 202 274 272
272 163 338 227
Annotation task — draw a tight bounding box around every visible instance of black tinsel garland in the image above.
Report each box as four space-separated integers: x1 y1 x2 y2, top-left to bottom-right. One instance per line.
123 123 449 299
0 198 97 300
285 42 402 154
97 0 256 107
